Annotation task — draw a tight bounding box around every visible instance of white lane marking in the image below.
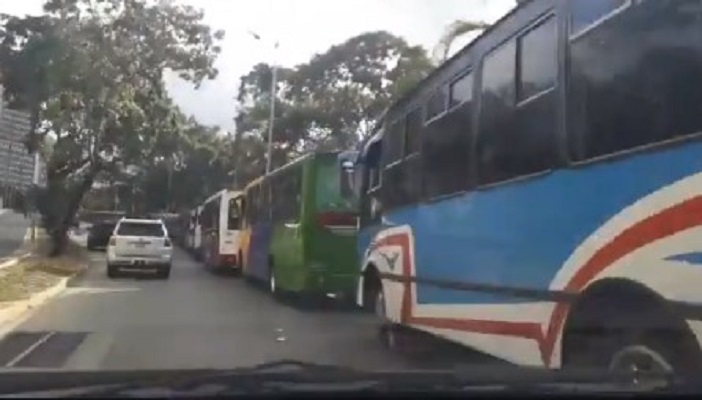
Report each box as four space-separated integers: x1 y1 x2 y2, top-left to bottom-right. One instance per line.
5 331 56 368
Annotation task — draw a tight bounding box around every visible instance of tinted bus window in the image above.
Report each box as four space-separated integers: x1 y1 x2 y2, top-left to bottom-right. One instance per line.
405 108 422 155
271 166 302 222
449 71 473 108
382 120 404 166
570 0 628 36
478 40 517 184
518 16 557 101
426 88 447 121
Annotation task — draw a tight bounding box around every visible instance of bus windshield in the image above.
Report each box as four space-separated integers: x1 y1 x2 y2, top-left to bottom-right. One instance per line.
228 198 240 230
316 158 357 212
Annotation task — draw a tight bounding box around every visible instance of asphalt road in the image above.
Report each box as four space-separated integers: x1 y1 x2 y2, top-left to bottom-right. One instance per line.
0 237 500 372
0 210 30 259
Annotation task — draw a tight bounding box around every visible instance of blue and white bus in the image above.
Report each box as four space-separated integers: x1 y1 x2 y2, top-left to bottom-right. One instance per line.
355 0 702 377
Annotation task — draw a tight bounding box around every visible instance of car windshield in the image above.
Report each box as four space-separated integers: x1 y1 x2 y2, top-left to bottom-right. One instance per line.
116 222 164 237
2 0 695 395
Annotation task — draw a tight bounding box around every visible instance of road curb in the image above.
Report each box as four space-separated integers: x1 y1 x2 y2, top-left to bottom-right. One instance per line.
0 276 70 330
0 257 88 335
67 262 90 287
0 253 31 271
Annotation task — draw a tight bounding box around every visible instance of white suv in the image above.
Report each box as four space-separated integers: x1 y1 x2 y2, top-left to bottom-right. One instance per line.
106 218 173 279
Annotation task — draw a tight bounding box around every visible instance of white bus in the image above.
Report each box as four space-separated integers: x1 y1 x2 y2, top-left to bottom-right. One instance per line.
199 189 243 273
185 208 200 254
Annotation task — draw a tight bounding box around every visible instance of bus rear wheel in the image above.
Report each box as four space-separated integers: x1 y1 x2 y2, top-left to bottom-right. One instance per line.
268 267 282 300
269 270 276 293
563 282 701 384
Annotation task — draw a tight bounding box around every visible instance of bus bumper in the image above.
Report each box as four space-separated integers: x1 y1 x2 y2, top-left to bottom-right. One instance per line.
210 253 240 271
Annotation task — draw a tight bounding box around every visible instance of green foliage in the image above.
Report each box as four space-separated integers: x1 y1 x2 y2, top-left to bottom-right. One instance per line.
233 30 434 184
3 5 435 251
0 0 223 255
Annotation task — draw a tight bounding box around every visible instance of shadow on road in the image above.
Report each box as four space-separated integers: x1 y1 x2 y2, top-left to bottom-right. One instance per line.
398 331 509 370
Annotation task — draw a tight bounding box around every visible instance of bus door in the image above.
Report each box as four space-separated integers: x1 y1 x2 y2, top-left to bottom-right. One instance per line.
218 194 241 267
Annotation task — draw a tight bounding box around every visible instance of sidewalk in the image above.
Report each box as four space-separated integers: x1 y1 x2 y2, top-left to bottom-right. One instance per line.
0 211 32 262
0 230 88 305
0 232 90 333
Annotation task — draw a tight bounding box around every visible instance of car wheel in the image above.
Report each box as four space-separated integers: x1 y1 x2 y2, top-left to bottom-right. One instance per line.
107 264 119 279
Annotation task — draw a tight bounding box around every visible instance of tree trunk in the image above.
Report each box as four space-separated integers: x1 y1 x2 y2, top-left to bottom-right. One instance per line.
49 167 98 257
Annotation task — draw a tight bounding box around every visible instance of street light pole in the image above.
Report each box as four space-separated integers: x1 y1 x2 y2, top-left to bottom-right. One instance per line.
266 62 277 174
168 164 174 212
248 31 279 174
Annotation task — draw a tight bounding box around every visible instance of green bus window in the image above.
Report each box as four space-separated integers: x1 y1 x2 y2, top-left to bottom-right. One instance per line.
316 159 358 212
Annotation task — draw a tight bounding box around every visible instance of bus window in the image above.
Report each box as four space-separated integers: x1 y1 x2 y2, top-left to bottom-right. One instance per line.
340 160 355 200
228 198 240 230
570 0 629 37
316 158 358 212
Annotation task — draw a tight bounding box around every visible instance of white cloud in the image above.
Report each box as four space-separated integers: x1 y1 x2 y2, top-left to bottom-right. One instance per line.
1 0 516 130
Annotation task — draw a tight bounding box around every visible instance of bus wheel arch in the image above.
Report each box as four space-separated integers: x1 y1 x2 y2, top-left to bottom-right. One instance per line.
561 278 701 376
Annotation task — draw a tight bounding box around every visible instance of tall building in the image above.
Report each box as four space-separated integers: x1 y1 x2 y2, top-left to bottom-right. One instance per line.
0 103 42 188
0 82 47 208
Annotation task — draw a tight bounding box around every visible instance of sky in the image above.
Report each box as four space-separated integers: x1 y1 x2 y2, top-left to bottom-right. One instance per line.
2 0 516 131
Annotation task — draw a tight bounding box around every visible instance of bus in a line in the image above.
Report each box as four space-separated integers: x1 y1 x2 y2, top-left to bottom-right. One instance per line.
185 206 203 259
239 176 263 276
199 189 244 273
354 0 702 376
184 208 197 251
241 151 359 304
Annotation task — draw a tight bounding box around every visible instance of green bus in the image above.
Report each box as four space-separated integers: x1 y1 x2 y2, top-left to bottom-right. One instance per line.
241 151 359 305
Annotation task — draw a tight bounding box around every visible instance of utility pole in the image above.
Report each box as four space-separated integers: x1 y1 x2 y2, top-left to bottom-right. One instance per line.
248 31 279 174
266 62 277 174
166 158 173 212
31 152 40 241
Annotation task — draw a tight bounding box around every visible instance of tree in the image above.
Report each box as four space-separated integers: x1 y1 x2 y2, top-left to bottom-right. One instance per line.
432 19 490 64
1 0 223 255
233 31 434 178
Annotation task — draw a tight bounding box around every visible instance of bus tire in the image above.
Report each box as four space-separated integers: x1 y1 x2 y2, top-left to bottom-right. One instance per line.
562 279 701 381
268 266 280 299
235 252 244 278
